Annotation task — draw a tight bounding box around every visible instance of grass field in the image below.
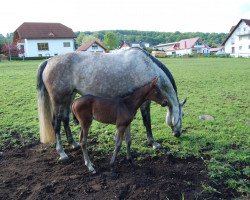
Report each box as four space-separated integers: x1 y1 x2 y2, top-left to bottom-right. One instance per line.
0 58 249 196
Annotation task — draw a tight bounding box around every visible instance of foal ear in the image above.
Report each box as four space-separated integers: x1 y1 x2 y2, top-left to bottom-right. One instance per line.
151 76 159 86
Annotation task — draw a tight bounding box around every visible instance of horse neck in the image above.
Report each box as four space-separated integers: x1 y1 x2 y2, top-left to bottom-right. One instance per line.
124 84 151 111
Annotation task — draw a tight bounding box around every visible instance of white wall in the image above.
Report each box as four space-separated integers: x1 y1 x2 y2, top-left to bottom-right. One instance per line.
224 21 250 57
176 48 192 55
86 44 106 52
21 38 75 57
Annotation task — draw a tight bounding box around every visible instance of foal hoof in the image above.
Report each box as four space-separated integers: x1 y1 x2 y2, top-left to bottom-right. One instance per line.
71 142 80 150
152 142 161 149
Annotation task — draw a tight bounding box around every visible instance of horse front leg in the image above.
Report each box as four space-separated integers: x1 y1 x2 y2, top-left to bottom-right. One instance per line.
54 116 69 162
79 126 96 174
140 101 161 149
110 126 125 173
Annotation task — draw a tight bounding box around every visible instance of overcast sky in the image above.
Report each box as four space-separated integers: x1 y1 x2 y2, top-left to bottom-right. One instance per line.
0 0 250 36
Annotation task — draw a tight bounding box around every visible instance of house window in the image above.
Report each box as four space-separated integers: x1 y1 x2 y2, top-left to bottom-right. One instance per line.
37 43 49 51
232 47 235 54
38 54 42 57
239 46 242 50
63 42 70 47
249 45 250 49
92 44 98 50
239 36 242 41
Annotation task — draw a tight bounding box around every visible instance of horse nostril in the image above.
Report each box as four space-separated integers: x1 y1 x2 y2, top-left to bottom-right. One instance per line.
161 101 168 107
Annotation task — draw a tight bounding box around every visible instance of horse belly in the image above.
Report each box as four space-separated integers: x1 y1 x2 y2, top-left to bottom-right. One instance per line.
93 112 116 125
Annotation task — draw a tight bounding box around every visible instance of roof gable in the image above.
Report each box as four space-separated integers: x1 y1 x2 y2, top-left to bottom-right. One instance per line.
14 22 76 40
76 40 107 51
222 19 250 45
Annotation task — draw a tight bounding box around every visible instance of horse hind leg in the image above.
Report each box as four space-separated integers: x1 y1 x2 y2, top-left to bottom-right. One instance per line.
53 113 69 162
62 108 80 150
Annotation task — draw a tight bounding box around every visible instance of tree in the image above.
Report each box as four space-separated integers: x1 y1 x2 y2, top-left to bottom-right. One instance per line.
76 32 85 46
1 43 21 57
76 32 101 46
0 34 6 53
103 32 119 50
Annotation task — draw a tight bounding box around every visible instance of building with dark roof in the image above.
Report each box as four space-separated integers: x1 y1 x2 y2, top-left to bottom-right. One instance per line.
76 40 107 53
13 22 76 57
222 19 250 57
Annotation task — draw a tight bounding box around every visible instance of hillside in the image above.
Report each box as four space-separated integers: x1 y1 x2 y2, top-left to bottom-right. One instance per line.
75 30 228 47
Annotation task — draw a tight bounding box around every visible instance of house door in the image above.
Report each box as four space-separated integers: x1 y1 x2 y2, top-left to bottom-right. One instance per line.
232 47 235 54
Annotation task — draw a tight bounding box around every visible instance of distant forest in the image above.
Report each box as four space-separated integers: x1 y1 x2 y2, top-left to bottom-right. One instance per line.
75 30 228 47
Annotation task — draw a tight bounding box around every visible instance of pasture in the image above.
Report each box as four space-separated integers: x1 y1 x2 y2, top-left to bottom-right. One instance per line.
0 58 249 199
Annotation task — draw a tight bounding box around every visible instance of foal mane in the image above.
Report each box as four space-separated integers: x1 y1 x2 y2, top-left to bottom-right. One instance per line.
129 47 177 94
118 80 153 98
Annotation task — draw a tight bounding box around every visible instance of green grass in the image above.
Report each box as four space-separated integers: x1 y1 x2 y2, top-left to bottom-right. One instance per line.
0 58 249 196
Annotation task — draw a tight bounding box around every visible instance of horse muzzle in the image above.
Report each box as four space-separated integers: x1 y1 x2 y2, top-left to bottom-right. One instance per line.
174 131 181 138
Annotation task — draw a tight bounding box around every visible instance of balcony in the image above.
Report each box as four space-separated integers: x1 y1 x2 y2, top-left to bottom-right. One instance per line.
237 30 250 36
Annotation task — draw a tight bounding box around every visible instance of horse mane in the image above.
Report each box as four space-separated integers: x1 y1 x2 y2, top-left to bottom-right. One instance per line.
129 47 177 94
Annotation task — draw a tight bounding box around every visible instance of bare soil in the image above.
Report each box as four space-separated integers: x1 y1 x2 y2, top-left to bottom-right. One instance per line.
0 142 238 200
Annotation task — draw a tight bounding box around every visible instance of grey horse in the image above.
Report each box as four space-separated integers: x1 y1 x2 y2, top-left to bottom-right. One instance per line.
37 48 186 161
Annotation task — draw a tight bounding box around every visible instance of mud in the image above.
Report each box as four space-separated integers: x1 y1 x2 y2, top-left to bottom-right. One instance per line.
0 143 238 200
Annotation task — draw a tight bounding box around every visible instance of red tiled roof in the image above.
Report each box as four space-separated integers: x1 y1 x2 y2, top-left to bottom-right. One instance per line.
14 22 76 40
222 19 250 45
76 40 107 51
177 37 200 49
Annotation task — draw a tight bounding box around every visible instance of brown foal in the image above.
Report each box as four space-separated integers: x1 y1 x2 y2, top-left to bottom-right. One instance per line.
72 77 159 174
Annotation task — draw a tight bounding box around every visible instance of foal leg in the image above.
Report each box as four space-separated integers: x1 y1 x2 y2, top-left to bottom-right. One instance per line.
110 126 125 172
63 109 80 150
54 114 69 162
140 101 161 149
79 126 96 174
124 126 132 163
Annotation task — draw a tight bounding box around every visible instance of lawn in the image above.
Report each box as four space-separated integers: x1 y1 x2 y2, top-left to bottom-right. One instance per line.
0 57 249 196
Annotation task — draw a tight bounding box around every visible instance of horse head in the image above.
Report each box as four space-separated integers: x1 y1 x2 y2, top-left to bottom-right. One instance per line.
166 98 187 137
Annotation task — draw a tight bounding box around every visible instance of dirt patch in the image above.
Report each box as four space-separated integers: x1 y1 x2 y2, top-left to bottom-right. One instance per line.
0 144 237 200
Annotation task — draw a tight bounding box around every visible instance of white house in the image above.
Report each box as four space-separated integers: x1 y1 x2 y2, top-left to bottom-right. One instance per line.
222 19 250 58
76 40 107 53
210 47 225 55
154 37 210 56
13 22 76 57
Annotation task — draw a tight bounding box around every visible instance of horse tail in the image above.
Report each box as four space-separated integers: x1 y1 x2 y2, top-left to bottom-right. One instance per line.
37 60 55 144
72 112 79 125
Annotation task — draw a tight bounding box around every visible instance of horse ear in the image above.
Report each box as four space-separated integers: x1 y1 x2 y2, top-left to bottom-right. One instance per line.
181 98 187 107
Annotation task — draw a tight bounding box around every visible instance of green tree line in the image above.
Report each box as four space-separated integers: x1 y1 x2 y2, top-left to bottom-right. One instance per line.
75 30 228 47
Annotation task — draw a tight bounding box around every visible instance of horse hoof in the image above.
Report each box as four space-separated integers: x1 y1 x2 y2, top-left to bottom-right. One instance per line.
152 142 161 149
71 142 80 150
58 155 69 163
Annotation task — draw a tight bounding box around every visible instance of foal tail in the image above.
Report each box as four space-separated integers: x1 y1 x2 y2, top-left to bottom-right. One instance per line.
37 60 55 144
